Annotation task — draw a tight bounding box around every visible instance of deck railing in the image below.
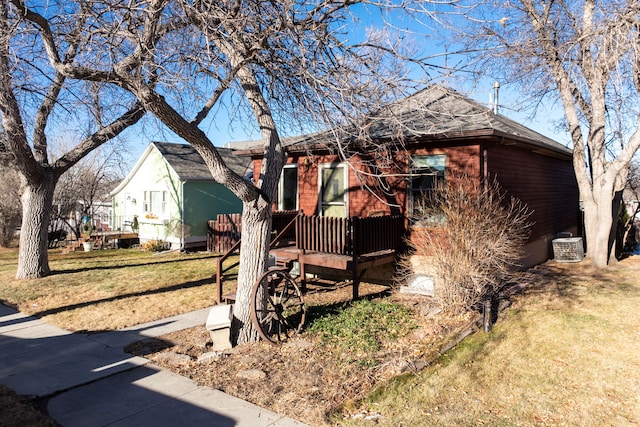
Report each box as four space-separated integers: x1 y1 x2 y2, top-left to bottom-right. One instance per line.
295 215 350 255
352 215 405 256
207 210 299 253
213 212 406 303
295 214 405 256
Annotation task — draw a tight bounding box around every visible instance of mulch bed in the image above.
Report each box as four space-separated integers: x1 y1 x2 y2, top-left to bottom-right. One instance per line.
126 280 478 426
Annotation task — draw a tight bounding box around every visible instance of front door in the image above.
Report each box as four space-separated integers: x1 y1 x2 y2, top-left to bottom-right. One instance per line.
124 193 134 230
319 163 347 217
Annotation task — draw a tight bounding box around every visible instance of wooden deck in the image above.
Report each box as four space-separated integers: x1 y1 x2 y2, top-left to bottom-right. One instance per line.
215 213 406 303
92 231 139 248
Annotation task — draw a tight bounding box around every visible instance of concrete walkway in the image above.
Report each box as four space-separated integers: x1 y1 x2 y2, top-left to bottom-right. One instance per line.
0 303 308 426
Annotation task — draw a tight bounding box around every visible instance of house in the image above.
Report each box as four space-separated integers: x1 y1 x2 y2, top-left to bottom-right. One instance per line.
110 142 250 250
241 85 579 267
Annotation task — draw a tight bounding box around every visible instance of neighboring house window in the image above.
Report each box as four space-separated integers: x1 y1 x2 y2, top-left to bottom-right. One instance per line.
143 190 168 220
409 155 446 223
278 165 298 211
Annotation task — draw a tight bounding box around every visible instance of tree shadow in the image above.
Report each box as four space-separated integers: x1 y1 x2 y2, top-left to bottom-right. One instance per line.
0 305 245 426
29 277 216 319
50 254 221 275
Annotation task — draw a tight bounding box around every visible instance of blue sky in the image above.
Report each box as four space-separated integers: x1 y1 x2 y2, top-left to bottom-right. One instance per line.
114 2 572 166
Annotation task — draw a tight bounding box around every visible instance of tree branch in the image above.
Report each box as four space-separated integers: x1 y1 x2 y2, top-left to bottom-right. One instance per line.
53 102 146 174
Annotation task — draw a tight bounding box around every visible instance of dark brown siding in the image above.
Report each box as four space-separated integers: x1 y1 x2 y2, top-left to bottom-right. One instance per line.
486 144 579 241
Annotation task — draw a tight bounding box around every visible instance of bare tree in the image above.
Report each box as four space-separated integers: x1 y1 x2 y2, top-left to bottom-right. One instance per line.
452 0 640 267
11 0 444 343
53 147 122 239
0 1 145 278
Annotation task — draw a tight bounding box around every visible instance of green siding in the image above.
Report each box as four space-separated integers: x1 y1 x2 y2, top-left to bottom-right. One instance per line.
183 181 243 236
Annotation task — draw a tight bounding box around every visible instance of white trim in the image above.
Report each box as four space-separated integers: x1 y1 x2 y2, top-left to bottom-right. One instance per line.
110 142 182 197
278 164 299 211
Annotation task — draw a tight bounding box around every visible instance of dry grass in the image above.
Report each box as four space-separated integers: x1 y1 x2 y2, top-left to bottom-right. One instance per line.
2 247 640 426
0 385 57 427
334 257 640 426
0 248 230 331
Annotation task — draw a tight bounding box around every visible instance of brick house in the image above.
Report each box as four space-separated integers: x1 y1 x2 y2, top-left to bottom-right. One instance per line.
240 85 579 267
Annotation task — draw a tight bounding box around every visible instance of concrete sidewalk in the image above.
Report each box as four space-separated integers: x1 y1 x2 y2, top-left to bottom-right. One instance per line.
0 303 308 426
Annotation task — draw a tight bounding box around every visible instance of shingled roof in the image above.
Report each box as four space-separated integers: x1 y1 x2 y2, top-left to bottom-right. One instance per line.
364 85 567 148
237 85 570 157
152 142 252 180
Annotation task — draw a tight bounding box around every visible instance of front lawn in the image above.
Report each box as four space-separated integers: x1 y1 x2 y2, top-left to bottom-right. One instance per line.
333 257 640 426
0 248 231 331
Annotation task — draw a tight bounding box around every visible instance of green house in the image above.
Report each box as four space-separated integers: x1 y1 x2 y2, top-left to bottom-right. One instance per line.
110 142 249 250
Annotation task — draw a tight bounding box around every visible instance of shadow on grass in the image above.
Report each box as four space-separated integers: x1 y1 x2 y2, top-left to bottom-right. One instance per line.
49 254 221 275
514 261 617 307
29 277 216 319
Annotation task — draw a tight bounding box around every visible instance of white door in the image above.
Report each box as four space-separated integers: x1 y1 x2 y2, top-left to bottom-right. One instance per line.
124 193 134 230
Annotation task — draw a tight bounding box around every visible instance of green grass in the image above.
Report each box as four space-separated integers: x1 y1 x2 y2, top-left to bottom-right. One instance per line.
332 258 640 426
0 248 236 331
307 299 416 366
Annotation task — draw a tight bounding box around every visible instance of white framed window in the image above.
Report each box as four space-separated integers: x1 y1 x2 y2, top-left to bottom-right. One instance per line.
143 190 168 220
409 155 446 222
278 165 298 211
319 163 348 217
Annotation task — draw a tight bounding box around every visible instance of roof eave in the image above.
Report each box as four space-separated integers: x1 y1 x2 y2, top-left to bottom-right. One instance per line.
255 128 573 159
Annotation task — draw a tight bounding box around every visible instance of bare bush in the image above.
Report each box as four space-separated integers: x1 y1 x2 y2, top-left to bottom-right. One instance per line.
398 178 532 313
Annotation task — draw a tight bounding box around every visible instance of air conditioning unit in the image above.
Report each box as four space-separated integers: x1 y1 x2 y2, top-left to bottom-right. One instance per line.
552 235 584 262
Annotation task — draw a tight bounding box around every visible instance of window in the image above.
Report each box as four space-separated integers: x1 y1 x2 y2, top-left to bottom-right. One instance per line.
143 190 168 220
409 155 446 222
319 163 347 217
278 165 298 211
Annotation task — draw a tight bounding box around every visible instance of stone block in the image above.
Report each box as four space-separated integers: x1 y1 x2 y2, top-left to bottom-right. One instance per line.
400 275 435 296
205 304 233 351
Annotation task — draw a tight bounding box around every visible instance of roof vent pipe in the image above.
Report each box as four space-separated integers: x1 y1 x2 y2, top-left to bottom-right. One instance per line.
493 81 500 114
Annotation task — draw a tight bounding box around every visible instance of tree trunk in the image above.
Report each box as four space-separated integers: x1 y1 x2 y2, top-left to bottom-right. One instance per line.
16 178 56 279
232 203 273 345
582 194 614 268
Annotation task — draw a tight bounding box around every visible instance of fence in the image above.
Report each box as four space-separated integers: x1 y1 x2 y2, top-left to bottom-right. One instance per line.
207 210 299 253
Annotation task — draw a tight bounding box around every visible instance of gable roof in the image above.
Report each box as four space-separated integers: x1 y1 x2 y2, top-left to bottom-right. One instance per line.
152 142 251 180
238 85 571 157
110 141 252 196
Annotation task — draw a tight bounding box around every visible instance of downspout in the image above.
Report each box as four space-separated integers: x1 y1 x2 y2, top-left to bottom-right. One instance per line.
181 181 185 251
482 145 488 190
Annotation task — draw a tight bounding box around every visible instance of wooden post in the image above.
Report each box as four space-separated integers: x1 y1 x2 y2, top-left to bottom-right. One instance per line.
482 296 492 333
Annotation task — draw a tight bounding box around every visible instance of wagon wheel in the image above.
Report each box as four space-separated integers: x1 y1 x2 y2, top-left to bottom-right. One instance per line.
250 268 306 344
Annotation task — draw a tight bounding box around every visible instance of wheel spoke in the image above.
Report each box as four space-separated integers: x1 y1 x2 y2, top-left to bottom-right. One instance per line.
250 269 306 344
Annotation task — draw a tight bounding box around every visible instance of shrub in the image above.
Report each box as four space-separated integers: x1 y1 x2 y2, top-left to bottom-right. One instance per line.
398 178 532 313
141 239 167 252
